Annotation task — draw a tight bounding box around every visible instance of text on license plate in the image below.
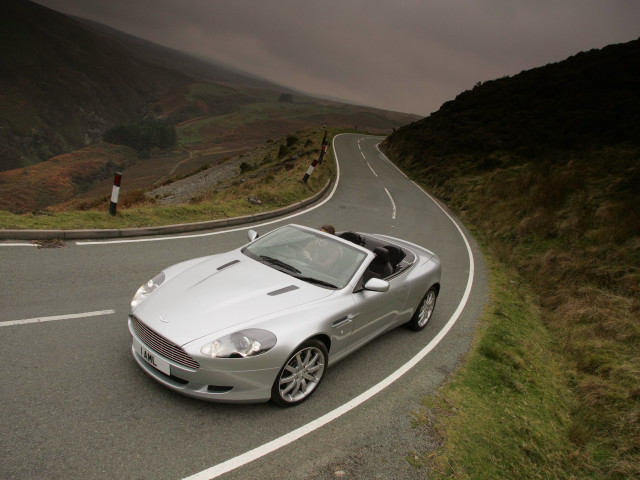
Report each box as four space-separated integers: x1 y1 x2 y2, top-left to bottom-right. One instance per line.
133 337 171 376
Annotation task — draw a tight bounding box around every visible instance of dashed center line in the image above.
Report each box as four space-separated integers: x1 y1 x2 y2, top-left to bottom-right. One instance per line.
366 162 378 177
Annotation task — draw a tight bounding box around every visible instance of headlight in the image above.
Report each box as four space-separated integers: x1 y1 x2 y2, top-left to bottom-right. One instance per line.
200 329 277 359
130 272 165 309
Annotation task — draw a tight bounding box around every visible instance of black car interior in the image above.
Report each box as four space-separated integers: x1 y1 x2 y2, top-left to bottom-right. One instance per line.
338 231 416 283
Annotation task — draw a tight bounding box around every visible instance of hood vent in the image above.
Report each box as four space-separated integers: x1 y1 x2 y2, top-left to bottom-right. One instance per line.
217 260 240 271
267 285 299 296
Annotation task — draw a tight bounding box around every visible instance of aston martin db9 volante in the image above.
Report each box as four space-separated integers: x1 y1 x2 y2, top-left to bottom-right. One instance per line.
129 224 441 406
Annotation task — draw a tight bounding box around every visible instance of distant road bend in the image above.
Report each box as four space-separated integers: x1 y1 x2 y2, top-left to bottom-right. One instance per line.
0 134 486 480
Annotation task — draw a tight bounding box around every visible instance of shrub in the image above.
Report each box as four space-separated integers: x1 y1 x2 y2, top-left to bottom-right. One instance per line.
277 144 289 158
103 119 177 157
286 135 298 147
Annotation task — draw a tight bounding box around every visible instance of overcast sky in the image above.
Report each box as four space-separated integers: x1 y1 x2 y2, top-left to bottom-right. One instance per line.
34 0 640 116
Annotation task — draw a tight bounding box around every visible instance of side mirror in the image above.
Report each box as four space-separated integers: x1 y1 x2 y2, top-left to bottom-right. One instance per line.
247 230 259 242
363 278 390 292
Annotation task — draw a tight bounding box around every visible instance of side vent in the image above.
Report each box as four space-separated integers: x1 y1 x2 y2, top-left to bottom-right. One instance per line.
217 260 240 271
267 285 299 296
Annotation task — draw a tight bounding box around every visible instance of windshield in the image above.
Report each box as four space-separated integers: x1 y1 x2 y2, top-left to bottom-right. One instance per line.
243 225 368 289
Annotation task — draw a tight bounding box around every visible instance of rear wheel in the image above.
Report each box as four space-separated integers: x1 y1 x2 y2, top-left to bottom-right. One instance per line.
271 339 328 406
408 287 438 331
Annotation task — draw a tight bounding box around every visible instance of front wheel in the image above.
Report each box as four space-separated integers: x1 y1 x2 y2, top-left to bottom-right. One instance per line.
271 339 328 407
408 286 438 331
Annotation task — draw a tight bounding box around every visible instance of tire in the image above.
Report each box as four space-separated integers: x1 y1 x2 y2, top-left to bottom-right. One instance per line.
408 286 438 331
271 339 328 407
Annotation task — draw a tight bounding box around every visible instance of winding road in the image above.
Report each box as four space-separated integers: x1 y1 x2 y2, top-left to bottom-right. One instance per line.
0 134 486 480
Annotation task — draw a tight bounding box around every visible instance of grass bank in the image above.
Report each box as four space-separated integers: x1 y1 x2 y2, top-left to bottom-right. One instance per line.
416 253 576 478
0 128 340 231
403 145 639 479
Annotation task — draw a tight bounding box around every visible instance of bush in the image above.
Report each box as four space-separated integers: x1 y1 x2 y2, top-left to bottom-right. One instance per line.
278 144 289 158
286 135 298 147
103 119 177 158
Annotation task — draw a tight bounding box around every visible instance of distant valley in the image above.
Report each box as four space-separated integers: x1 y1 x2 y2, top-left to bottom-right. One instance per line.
0 0 418 213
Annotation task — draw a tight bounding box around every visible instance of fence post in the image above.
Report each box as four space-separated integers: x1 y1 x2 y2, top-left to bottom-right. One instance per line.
109 172 122 216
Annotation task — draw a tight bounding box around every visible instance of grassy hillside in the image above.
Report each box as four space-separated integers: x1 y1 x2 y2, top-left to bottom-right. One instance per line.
0 0 191 170
382 39 639 479
0 144 137 214
0 127 337 229
0 0 418 215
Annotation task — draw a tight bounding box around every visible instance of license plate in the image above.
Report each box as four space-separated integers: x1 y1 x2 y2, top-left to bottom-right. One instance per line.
133 337 171 376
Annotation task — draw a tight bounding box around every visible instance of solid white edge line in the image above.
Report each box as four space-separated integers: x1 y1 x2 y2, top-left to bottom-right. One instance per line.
181 136 476 480
1 309 116 327
76 136 344 246
384 187 397 220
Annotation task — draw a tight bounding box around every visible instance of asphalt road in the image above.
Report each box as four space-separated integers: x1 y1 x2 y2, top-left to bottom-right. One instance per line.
0 134 487 480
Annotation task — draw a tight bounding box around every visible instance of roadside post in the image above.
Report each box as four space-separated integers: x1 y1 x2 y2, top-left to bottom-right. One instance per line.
109 172 122 216
318 129 328 164
303 128 328 183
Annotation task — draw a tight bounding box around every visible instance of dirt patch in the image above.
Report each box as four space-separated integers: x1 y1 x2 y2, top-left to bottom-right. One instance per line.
32 239 65 249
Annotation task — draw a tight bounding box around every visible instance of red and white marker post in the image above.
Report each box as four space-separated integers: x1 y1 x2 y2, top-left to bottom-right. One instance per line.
303 128 328 183
109 172 122 216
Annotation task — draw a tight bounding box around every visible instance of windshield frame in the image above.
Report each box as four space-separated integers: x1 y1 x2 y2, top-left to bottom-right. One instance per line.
242 224 372 289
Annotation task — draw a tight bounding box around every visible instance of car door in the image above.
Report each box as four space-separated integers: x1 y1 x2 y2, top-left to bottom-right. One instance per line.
347 276 410 353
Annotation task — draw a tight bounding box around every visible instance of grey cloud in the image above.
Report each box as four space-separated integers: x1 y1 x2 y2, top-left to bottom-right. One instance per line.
34 0 640 115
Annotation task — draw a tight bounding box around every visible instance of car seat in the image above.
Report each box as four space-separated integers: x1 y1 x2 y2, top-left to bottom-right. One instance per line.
366 247 394 280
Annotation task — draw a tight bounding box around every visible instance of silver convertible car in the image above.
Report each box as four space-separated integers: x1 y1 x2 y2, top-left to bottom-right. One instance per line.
128 224 441 406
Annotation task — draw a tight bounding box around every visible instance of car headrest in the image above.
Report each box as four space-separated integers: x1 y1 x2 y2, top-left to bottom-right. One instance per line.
373 246 390 261
339 232 364 245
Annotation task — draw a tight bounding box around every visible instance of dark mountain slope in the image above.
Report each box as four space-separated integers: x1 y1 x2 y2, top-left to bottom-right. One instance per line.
0 0 192 170
1 0 418 175
75 17 287 91
382 38 640 172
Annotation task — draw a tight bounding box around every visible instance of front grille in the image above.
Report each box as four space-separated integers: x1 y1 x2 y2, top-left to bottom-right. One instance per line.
130 316 200 370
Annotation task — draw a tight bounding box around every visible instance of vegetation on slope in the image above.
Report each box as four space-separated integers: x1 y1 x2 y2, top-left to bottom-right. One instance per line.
103 119 177 158
0 1 418 214
0 0 191 170
0 144 137 214
382 39 639 479
0 128 336 229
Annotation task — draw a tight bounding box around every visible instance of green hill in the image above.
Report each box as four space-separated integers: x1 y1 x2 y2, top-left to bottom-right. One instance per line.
0 0 418 213
382 39 639 479
0 0 192 170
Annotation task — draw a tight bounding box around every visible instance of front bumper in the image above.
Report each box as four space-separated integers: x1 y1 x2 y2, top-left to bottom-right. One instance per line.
129 319 279 403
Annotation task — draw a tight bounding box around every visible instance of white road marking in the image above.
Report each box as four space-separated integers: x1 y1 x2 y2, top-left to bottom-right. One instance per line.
360 151 366 159
1 309 116 327
0 243 34 248
384 188 397 220
182 137 476 480
366 162 378 177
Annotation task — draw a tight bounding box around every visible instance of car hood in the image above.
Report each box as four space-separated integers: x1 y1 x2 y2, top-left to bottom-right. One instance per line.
132 254 333 346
